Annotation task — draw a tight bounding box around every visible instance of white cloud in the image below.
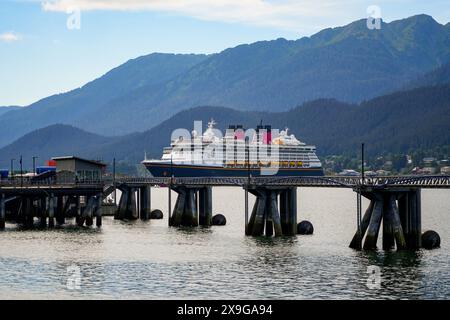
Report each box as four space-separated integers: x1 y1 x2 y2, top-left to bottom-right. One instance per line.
40 0 354 32
0 32 20 42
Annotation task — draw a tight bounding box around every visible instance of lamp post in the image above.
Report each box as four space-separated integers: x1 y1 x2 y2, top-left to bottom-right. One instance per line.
10 158 15 180
170 153 174 179
32 156 38 175
245 136 250 235
113 158 116 206
20 155 23 188
245 136 250 182
361 143 365 184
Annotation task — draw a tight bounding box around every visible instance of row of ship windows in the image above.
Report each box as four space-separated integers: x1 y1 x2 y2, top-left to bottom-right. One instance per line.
168 151 316 156
169 156 315 161
164 146 315 152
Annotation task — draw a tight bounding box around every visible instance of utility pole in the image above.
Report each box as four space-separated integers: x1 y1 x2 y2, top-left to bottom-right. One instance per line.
10 158 15 180
20 155 23 188
245 136 250 235
113 158 116 206
246 136 251 182
361 143 365 183
170 153 174 179
32 156 38 175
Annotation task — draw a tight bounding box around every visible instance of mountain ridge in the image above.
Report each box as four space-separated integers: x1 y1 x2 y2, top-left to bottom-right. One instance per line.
1 83 448 171
0 106 20 117
0 14 449 147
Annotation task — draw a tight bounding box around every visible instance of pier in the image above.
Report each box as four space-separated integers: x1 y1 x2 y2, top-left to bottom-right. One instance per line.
1 175 449 250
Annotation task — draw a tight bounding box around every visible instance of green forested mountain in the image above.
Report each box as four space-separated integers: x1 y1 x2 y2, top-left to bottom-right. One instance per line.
1 84 448 171
90 84 449 163
83 15 450 134
0 15 448 147
405 62 450 89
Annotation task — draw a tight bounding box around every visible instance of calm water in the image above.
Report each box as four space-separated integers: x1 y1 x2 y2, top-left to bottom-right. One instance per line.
0 187 449 300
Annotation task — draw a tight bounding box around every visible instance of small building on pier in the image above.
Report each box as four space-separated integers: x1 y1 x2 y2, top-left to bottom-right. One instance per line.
52 156 106 181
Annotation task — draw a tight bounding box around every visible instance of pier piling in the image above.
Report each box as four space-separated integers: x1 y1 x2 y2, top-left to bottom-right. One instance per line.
169 186 213 228
56 196 65 225
399 190 422 249
39 197 47 228
349 200 374 250
199 187 212 226
94 194 103 227
280 188 297 236
382 195 396 250
0 194 5 229
48 195 55 228
115 187 138 220
171 187 186 227
85 196 95 227
363 196 384 250
351 188 422 251
139 186 151 220
246 187 297 237
24 197 33 228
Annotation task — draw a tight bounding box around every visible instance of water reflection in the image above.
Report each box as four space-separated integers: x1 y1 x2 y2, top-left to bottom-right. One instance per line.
0 188 449 299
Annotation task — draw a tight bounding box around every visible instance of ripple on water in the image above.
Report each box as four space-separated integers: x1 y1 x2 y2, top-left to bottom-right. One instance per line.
0 188 449 299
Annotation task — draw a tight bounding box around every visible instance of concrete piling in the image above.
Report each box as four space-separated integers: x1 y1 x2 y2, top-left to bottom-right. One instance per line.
115 187 138 220
398 190 422 249
246 197 259 236
75 196 81 225
265 218 273 237
85 196 95 227
183 189 198 227
24 197 33 228
128 188 138 220
245 187 296 237
139 186 151 220
115 188 129 220
38 197 47 228
280 188 297 236
408 189 422 249
170 186 212 228
382 195 396 250
251 191 266 236
363 196 384 250
48 195 55 228
389 195 406 250
349 200 374 250
269 191 282 236
171 187 186 227
95 195 103 227
351 188 421 251
0 194 5 230
56 196 65 225
199 187 212 226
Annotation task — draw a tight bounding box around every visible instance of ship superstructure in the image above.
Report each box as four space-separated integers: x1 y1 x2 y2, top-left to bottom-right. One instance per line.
143 119 323 177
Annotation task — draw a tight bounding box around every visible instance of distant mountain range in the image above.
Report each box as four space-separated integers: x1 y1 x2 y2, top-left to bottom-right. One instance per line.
2 83 449 171
0 106 20 117
0 14 449 148
0 53 208 147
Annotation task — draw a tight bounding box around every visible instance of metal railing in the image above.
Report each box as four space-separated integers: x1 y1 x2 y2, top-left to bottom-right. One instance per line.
0 177 104 188
1 175 450 189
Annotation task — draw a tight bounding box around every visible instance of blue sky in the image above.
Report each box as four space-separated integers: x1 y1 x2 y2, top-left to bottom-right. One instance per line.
0 0 449 106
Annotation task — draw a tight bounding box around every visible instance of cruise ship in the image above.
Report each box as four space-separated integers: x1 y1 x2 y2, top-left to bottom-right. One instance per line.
142 120 323 177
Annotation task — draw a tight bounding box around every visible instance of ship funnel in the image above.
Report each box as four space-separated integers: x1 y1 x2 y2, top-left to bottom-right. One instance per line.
264 125 272 144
